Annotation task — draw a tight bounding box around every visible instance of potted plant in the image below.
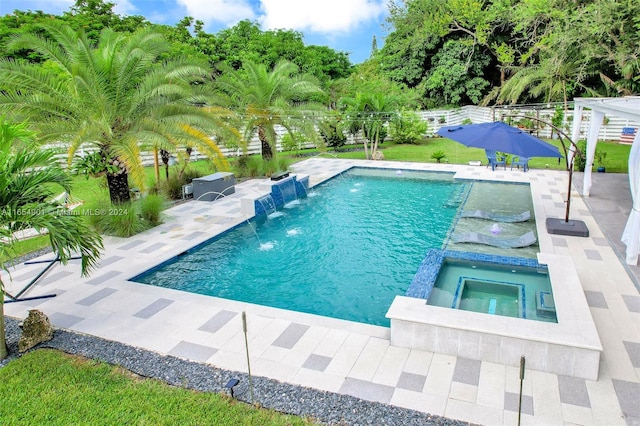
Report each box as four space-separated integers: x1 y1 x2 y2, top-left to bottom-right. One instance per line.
595 150 607 173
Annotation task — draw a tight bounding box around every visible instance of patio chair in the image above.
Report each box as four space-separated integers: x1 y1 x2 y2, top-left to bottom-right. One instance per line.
451 231 537 248
511 156 530 172
485 150 506 171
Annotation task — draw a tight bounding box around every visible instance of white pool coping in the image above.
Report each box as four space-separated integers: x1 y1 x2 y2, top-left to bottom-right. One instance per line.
386 168 603 380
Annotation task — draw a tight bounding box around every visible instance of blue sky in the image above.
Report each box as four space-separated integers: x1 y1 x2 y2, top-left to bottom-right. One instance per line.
0 0 389 63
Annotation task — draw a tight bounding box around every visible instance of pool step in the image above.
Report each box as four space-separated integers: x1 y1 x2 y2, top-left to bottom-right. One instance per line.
488 298 497 315
444 183 472 208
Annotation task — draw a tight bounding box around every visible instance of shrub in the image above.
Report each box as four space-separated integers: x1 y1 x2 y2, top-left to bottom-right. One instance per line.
573 142 587 172
318 117 347 149
159 168 203 200
140 194 165 226
85 200 146 238
261 156 290 177
389 110 428 144
281 132 303 154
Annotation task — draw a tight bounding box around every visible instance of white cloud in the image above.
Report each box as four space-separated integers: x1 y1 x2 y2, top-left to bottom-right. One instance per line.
258 0 386 33
112 0 137 16
176 0 256 25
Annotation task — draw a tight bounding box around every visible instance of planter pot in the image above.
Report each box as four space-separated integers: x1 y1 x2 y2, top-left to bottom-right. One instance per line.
597 166 606 173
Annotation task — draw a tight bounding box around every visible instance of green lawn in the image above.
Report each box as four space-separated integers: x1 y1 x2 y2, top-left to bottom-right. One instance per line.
0 349 314 425
3 137 631 262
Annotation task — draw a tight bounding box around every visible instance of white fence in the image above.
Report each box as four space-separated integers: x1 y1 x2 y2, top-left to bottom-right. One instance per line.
50 104 640 168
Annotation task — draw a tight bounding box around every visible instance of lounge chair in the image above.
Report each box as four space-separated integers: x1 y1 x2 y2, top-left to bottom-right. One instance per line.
485 150 506 171
451 231 537 248
511 156 530 172
460 210 531 223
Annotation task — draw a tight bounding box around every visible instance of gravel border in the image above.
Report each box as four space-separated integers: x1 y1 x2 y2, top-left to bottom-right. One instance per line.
2 316 472 426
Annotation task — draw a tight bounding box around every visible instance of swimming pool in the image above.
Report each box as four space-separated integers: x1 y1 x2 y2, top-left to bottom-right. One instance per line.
133 168 464 326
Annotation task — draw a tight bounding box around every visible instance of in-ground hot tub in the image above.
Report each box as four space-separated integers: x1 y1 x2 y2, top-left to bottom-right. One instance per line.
386 250 602 380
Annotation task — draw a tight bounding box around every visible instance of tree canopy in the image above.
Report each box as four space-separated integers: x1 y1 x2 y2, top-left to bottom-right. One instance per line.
380 0 640 107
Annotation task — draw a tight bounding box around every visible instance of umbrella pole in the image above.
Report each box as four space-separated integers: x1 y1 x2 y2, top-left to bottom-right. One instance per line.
502 114 589 237
565 162 573 223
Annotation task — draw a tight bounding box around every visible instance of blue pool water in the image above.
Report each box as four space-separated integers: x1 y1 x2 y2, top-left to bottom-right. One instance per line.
133 168 464 326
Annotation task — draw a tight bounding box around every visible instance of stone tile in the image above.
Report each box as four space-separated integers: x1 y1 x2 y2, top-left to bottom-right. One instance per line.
39 271 74 286
584 290 609 309
592 237 609 247
449 382 477 403
402 349 433 376
139 243 167 254
396 372 426 392
85 270 122 285
623 341 640 368
339 377 395 404
612 379 640 419
561 402 595 425
452 357 481 386
118 240 146 250
424 353 456 397
272 323 309 349
504 391 534 415
98 256 124 268
390 388 447 416
49 312 84 328
584 249 603 260
622 295 640 313
169 341 217 362
76 287 118 306
302 354 332 372
180 231 205 241
541 194 552 199
198 310 237 334
476 362 505 409
551 237 568 247
558 375 591 408
134 298 175 319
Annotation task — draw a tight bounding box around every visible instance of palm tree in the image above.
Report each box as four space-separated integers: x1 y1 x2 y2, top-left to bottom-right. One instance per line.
214 60 325 160
0 23 234 204
0 118 103 360
341 93 398 160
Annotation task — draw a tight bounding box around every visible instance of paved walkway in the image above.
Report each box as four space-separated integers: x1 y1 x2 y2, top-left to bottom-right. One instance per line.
3 159 639 425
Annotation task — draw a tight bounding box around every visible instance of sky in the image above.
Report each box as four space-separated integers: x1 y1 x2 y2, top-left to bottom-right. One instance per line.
0 0 390 63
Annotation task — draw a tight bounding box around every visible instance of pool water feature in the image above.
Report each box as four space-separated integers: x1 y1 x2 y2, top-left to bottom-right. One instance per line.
133 168 464 326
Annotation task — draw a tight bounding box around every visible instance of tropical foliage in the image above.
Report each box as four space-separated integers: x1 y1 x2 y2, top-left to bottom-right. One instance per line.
0 118 103 360
341 93 398 160
0 22 232 204
213 60 325 160
381 0 640 107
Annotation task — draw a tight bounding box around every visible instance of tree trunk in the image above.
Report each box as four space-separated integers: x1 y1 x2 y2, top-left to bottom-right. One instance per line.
160 149 171 181
153 147 160 184
0 279 7 360
258 126 273 160
106 171 131 204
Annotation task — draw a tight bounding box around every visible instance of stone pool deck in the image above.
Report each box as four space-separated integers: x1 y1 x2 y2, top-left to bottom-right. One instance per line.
3 158 639 425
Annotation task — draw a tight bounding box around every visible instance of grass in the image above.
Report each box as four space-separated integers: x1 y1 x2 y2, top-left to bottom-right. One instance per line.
0 349 314 425
5 138 631 260
330 137 630 173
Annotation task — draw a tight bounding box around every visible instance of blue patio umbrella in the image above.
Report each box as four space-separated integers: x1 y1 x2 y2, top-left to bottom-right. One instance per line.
436 121 563 158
